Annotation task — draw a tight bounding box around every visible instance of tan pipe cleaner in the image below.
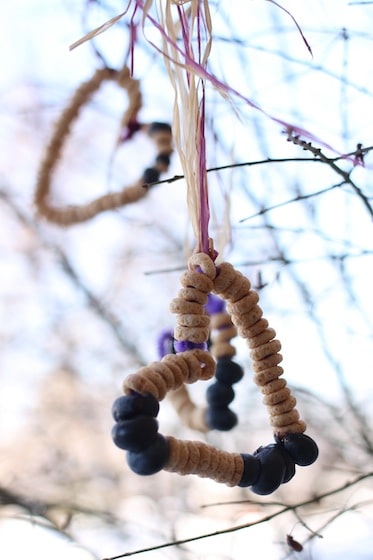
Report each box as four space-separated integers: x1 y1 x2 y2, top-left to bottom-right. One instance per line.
35 66 173 225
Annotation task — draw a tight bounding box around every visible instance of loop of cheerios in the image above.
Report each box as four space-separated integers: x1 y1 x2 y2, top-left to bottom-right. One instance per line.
35 66 173 225
114 252 311 487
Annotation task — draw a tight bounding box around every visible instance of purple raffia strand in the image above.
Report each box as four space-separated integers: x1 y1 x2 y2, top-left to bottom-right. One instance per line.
266 0 313 57
198 88 210 255
132 0 348 158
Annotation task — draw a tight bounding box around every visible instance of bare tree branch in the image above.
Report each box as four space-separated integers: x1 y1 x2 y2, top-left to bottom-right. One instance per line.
102 472 373 559
0 189 146 365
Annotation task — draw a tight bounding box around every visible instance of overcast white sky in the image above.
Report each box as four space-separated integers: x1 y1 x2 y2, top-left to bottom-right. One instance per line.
1 1 373 559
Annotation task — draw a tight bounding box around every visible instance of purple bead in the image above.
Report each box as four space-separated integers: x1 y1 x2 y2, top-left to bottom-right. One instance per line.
205 294 225 315
120 119 142 142
173 340 207 353
157 329 175 359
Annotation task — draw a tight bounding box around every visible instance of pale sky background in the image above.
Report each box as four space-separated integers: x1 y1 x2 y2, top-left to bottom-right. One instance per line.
1 1 373 559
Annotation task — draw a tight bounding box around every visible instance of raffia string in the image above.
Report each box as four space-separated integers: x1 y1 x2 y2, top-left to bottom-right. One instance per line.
152 0 213 255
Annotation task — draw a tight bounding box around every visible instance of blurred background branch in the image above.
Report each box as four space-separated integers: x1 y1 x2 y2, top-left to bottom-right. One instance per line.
1 1 372 558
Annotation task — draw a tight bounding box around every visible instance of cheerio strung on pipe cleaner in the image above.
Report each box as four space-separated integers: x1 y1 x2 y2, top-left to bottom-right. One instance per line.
35 65 173 226
111 1 318 494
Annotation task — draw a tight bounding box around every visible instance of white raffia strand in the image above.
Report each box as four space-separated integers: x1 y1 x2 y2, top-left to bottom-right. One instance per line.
141 0 213 253
69 1 132 50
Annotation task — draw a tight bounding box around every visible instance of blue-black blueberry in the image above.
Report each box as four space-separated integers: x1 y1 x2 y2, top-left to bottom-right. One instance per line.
112 416 158 452
206 382 235 406
205 406 238 431
111 392 159 421
274 443 296 483
215 359 244 384
237 454 261 487
282 433 319 466
251 444 286 495
127 434 169 475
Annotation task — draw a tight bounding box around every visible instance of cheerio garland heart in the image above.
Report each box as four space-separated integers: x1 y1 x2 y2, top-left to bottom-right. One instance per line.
111 252 318 494
35 65 173 225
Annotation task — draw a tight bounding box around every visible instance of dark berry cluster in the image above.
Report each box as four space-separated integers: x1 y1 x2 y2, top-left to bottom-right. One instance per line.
111 392 169 475
111 391 318 491
142 153 171 184
238 433 319 494
205 357 243 431
142 122 172 185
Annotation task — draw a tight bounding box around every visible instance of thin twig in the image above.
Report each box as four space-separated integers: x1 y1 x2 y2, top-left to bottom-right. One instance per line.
286 133 373 219
102 472 373 559
145 145 373 189
239 181 344 222
146 157 325 188
145 146 373 222
143 248 373 276
0 484 115 525
0 190 146 365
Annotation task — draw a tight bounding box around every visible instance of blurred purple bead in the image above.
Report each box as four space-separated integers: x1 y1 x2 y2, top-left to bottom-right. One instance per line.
205 294 225 315
157 329 174 358
173 340 207 352
120 119 142 142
